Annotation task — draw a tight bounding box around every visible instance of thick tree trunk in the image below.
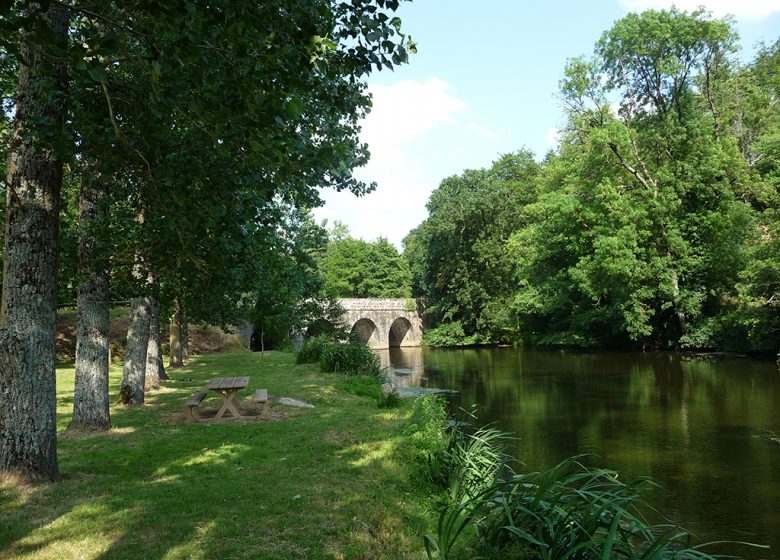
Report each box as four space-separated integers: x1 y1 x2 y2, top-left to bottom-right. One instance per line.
0 4 68 480
145 287 163 390
70 173 111 431
168 298 184 368
119 297 152 404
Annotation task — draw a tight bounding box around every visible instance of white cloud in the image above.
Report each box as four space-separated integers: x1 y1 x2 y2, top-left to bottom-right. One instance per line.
545 127 561 148
620 0 780 20
468 121 499 140
313 78 466 248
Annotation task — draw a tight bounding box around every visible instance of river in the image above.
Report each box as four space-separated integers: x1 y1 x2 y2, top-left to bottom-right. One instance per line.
378 346 780 559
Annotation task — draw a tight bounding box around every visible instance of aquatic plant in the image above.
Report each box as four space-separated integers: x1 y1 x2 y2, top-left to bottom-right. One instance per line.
415 409 764 559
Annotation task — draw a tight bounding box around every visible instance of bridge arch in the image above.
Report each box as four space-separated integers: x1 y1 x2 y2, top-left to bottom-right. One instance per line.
388 317 412 347
332 299 423 349
351 317 381 347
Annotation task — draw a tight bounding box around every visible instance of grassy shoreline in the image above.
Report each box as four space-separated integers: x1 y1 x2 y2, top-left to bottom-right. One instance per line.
1 350 433 559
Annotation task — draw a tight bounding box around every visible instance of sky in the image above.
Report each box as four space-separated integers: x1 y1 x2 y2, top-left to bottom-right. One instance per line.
312 0 780 248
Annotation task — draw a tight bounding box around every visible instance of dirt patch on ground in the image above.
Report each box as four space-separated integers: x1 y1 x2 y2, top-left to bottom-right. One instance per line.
56 311 246 364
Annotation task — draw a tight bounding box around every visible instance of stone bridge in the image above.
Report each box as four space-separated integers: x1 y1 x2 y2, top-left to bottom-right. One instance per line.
339 298 422 349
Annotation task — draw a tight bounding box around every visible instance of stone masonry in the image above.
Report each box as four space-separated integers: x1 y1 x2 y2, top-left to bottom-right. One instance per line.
339 298 423 349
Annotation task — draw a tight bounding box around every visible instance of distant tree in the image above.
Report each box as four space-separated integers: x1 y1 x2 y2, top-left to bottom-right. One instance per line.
250 207 337 351
404 151 539 345
510 8 753 348
320 234 412 298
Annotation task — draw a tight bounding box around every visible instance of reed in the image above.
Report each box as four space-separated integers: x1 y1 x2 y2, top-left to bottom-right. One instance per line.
416 402 763 560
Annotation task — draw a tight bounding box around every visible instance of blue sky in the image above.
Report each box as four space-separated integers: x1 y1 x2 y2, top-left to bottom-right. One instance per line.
313 0 780 248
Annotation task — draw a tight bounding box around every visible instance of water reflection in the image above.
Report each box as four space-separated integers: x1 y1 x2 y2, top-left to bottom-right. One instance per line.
376 347 780 559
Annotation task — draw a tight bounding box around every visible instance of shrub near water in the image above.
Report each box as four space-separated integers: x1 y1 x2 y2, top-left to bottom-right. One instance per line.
319 338 381 376
401 396 452 489
295 335 333 364
297 335 380 376
298 335 398 407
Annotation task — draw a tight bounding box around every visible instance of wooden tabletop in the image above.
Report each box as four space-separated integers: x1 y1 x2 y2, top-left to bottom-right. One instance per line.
207 377 249 390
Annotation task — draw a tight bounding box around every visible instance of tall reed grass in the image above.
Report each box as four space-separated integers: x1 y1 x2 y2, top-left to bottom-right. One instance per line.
405 397 762 560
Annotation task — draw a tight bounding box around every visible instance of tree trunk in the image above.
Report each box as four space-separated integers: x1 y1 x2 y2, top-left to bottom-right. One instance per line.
119 296 152 404
0 4 68 480
168 297 184 368
70 173 110 431
181 306 189 363
158 353 169 381
145 286 163 390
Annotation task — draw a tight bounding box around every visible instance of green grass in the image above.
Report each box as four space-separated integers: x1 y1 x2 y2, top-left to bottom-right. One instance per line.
0 350 433 559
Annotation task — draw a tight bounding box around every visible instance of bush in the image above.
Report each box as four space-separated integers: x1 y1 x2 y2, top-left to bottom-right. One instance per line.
423 321 485 347
680 307 780 355
319 339 381 376
419 422 757 560
295 335 333 364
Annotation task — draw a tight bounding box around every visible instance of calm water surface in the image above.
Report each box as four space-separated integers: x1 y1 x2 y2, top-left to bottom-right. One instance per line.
379 347 780 559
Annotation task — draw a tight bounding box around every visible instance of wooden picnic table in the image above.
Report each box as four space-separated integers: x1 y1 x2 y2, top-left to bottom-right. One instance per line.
207 376 250 419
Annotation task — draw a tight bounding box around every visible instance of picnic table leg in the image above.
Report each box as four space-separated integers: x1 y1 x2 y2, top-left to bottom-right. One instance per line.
215 390 243 419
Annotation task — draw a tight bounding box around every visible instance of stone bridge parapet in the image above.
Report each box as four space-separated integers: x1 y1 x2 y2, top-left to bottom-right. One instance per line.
338 298 422 349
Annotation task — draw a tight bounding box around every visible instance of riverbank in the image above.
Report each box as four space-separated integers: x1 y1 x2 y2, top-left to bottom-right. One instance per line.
0 351 433 559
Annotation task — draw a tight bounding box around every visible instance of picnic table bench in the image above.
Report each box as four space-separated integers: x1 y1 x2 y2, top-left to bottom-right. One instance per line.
185 377 269 422
207 376 250 419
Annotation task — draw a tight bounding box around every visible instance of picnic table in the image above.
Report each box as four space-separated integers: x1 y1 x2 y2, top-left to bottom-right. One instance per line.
207 376 250 419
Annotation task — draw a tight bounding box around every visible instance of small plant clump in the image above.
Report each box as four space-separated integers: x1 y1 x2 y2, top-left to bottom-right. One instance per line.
377 387 401 409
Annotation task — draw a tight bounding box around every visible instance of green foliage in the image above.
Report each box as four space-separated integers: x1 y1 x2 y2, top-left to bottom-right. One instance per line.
409 9 780 355
401 396 452 488
250 209 339 351
449 457 743 560
319 338 382 377
422 322 485 347
511 8 755 349
295 335 333 364
319 232 413 298
2 0 415 343
295 334 381 376
342 371 401 408
405 151 539 346
679 306 780 353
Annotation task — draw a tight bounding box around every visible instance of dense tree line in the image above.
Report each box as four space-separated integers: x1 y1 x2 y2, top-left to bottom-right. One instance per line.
407 9 780 354
0 0 412 479
318 223 412 298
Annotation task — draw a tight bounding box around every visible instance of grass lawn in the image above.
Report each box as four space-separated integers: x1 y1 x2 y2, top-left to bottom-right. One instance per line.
0 351 433 559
